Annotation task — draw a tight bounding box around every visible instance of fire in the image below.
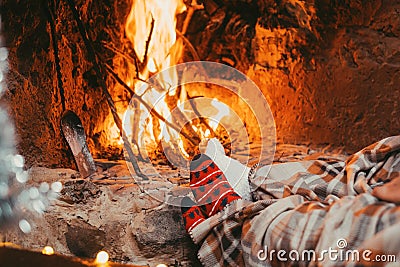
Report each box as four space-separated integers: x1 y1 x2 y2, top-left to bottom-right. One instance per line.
108 113 125 146
119 0 231 161
123 0 186 151
209 99 230 131
125 0 186 74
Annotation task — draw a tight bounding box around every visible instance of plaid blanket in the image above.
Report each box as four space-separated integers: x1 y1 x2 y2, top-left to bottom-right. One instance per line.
190 136 400 266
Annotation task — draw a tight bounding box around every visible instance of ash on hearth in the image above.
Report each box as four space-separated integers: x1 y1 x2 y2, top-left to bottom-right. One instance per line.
60 180 101 204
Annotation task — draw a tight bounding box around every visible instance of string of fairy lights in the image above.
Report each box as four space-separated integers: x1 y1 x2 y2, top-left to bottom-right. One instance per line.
0 14 109 266
0 16 61 233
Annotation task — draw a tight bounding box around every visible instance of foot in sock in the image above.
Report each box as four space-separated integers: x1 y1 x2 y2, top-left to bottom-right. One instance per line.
190 154 241 217
181 196 206 233
204 138 252 200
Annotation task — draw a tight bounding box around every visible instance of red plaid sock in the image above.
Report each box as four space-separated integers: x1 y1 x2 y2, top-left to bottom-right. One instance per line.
181 196 206 233
190 154 241 217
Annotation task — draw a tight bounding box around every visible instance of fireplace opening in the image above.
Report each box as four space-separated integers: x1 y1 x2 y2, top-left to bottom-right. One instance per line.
1 0 399 266
2 0 400 168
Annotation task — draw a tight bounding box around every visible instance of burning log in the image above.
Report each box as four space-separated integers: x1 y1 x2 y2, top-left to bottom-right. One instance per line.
141 18 155 74
105 65 201 147
164 89 201 144
186 92 217 138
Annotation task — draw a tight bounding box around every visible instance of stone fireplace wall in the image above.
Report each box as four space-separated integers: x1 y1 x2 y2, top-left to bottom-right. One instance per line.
1 0 128 167
1 0 399 167
189 0 400 152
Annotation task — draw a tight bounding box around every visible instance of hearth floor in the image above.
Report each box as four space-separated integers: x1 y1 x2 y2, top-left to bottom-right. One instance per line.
1 143 347 267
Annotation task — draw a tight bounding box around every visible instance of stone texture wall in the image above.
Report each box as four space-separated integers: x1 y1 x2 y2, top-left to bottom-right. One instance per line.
0 0 128 167
248 0 400 152
193 0 400 152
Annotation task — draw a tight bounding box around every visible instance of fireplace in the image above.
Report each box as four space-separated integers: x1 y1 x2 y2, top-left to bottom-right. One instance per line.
1 0 400 265
1 0 400 168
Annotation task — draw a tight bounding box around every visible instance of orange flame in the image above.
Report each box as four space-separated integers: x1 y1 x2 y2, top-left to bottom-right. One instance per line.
121 0 231 159
123 0 186 148
125 0 186 75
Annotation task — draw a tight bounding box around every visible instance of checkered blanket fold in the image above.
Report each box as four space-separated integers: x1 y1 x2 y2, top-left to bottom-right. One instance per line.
190 136 400 266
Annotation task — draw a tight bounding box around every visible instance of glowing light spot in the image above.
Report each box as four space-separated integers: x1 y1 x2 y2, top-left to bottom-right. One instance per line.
0 47 8 61
13 154 24 168
18 219 31 234
1 203 12 216
16 170 28 183
51 181 62 193
39 182 50 193
32 199 46 213
156 264 168 267
29 187 40 199
42 246 54 255
95 251 109 264
0 183 9 198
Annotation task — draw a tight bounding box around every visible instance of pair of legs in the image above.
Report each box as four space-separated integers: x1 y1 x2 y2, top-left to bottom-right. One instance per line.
181 146 400 234
181 137 400 266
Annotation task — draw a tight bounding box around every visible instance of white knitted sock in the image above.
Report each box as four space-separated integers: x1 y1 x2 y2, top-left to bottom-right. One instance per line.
204 138 251 200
